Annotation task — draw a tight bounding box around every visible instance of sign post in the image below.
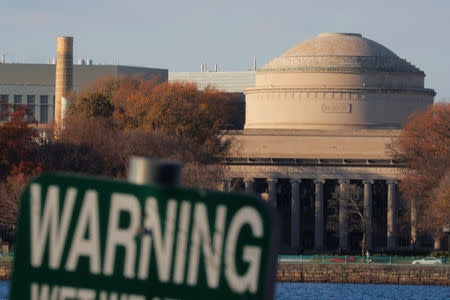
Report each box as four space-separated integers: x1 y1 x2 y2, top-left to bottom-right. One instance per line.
10 170 279 300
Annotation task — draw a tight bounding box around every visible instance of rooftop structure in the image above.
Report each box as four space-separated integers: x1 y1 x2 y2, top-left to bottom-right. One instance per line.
169 71 255 94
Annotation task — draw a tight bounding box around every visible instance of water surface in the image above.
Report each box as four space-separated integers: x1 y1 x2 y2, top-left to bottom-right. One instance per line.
1 281 449 299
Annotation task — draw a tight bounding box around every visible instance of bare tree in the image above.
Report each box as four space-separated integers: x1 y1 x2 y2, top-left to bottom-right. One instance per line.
328 184 366 256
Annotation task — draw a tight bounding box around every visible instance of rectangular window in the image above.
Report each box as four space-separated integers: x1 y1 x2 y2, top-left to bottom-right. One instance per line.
40 95 49 104
40 105 48 123
40 95 49 123
27 95 35 105
13 95 23 114
0 94 9 103
27 95 36 122
14 95 22 104
0 95 9 121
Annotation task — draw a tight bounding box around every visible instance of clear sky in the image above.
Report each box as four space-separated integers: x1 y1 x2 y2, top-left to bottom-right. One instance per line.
1 0 449 100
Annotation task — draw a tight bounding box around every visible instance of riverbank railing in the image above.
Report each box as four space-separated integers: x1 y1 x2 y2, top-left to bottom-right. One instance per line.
0 252 14 262
278 255 449 266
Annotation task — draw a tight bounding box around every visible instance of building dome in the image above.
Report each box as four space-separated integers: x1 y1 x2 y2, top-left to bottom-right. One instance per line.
260 33 422 74
281 33 396 57
244 33 434 130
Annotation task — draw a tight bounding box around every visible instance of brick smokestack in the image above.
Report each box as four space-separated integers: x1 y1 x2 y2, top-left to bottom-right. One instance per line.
54 36 73 134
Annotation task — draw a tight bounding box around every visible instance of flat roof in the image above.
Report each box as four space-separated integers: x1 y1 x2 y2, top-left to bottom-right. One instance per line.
0 63 167 88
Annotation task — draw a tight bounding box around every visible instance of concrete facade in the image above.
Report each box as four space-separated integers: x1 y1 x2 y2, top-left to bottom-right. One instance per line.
224 33 436 253
169 71 255 93
0 63 167 124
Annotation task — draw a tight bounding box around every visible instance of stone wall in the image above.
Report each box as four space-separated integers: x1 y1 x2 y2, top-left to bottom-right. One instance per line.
277 263 449 285
0 261 12 280
1 262 448 285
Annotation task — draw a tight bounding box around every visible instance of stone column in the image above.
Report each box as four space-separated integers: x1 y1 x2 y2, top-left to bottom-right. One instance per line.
290 179 302 250
221 179 231 192
244 178 255 194
363 180 374 250
387 180 398 250
314 179 325 251
338 179 350 250
434 237 442 250
267 179 278 207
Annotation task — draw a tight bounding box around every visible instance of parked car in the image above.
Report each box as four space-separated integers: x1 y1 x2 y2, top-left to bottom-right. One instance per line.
412 257 444 265
330 256 355 263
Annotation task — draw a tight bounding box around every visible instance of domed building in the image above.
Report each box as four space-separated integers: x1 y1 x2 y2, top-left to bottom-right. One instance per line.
245 33 434 130
224 33 435 253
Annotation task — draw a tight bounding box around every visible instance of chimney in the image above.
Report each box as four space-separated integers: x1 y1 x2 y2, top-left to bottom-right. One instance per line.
54 36 73 135
214 64 218 72
1 55 5 64
253 58 257 71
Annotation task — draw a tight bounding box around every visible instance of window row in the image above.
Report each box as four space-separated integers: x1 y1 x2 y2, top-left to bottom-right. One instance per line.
0 94 54 123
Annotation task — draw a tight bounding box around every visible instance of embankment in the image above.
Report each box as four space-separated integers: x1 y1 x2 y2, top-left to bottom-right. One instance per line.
1 261 449 285
277 263 449 285
0 261 11 280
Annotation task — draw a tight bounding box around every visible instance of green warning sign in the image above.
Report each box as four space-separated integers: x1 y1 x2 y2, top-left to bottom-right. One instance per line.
10 173 278 300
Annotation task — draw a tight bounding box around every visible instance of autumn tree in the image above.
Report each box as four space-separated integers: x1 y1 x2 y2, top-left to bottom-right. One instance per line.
0 102 40 180
390 103 450 245
0 103 42 240
69 76 240 163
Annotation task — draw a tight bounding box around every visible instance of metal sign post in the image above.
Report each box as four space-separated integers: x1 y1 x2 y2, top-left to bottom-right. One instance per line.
10 157 279 300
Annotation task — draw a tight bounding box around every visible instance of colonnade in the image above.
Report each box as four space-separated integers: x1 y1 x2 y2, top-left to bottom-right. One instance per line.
224 177 400 251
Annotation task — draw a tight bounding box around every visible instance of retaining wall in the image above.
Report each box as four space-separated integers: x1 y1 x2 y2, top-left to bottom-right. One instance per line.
0 261 12 280
278 263 449 285
1 262 449 285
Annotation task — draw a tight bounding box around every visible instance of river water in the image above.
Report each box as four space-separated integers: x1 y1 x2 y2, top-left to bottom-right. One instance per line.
0 281 449 299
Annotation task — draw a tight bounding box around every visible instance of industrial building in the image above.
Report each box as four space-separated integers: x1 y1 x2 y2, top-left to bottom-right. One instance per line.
169 71 255 93
0 60 167 124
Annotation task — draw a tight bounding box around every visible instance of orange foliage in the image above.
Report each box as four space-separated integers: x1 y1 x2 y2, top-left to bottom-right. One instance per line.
393 103 450 237
69 76 241 162
0 103 41 179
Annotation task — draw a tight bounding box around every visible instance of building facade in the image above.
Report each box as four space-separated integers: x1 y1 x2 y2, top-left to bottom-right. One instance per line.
224 33 435 253
0 63 167 123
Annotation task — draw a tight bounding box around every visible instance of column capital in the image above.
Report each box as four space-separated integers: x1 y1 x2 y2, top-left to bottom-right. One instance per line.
290 178 302 184
362 179 374 185
267 178 278 184
314 179 326 184
243 178 255 183
338 179 350 185
387 180 399 185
